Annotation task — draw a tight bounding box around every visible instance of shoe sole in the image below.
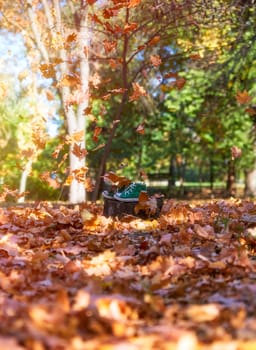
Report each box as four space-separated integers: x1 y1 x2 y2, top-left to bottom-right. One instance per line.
102 191 114 199
114 194 139 202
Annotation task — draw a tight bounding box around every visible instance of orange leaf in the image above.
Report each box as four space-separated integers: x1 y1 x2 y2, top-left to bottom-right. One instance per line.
231 146 242 160
71 131 84 143
137 44 146 51
72 143 88 160
138 191 149 202
109 88 127 94
129 82 148 102
92 143 105 151
45 89 55 101
52 57 63 65
72 167 89 183
102 93 111 100
124 22 138 33
58 74 81 87
103 40 117 53
128 0 142 8
39 63 56 79
102 172 130 187
135 193 158 216
84 46 89 58
164 72 179 79
109 59 121 69
103 8 116 19
236 90 252 105
40 171 60 189
93 126 102 142
84 106 92 114
189 53 201 60
136 124 145 134
90 72 101 89
148 36 160 46
66 32 77 43
84 177 95 192
245 107 256 116
90 14 103 25
150 55 162 67
87 0 97 5
175 77 186 90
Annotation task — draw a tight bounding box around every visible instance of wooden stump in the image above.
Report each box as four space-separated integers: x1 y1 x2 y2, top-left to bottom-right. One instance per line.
103 196 164 218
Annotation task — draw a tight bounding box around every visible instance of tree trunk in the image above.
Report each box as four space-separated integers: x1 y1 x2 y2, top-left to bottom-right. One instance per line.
226 159 236 196
25 0 90 204
54 0 89 203
18 158 33 203
92 91 128 202
209 158 214 192
168 155 175 196
244 167 256 197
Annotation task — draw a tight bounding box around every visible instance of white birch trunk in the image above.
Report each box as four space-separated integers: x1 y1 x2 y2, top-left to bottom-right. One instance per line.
18 158 33 203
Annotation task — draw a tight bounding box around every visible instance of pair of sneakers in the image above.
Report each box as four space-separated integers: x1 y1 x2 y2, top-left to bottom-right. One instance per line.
103 182 147 202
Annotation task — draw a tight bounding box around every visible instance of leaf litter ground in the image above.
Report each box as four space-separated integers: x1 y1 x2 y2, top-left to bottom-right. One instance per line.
0 198 255 350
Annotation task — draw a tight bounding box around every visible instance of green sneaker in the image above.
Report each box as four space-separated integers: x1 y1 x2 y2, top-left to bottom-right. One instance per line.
114 182 147 202
102 185 128 199
102 190 116 199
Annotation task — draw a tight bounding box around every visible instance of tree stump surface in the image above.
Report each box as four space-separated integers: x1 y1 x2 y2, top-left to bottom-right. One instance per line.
103 196 164 218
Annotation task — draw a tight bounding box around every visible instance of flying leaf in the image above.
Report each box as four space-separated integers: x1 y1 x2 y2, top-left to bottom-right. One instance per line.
103 40 117 53
128 0 142 8
129 82 148 101
135 193 158 216
136 124 145 134
90 14 103 25
236 90 251 104
175 77 186 90
64 33 77 49
45 89 55 101
164 72 179 79
189 53 201 60
124 22 138 33
72 167 89 183
245 106 256 116
52 57 63 65
58 74 81 87
66 32 77 43
90 72 101 89
109 59 121 69
231 146 242 160
150 55 162 67
40 172 60 189
18 70 29 80
93 126 102 142
39 63 56 79
137 44 146 51
109 88 127 94
148 36 160 46
68 131 84 143
72 143 88 160
91 143 105 151
52 143 65 159
102 172 131 188
103 8 116 19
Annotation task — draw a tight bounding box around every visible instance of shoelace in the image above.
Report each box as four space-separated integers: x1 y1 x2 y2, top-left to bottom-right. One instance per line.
124 183 137 195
